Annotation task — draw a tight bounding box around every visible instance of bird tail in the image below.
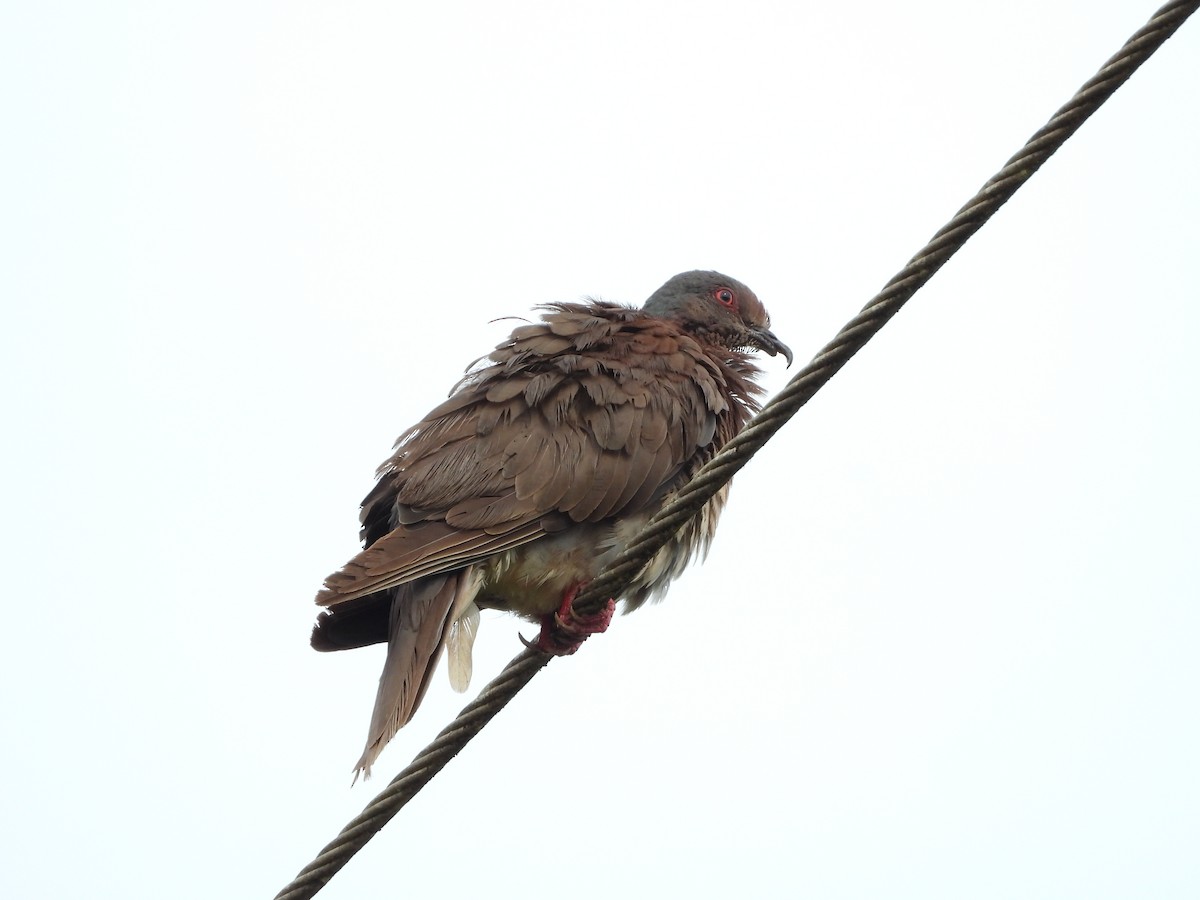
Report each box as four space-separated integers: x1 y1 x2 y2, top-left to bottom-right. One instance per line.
354 567 482 780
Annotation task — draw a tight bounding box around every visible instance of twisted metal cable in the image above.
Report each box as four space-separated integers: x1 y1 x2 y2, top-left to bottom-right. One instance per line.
274 3 1198 896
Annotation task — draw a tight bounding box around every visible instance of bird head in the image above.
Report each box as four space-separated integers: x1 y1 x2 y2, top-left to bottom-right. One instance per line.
642 270 793 366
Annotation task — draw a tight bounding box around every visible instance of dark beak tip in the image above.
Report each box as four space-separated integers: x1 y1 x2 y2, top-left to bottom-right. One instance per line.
753 327 794 368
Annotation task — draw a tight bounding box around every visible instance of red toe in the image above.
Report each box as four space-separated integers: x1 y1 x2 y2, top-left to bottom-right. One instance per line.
534 585 615 655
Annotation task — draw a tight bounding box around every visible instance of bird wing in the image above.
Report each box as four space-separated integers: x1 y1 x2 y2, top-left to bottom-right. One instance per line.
315 305 749 611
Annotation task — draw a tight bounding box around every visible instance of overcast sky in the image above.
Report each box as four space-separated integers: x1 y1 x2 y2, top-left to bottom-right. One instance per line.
3 2 1198 898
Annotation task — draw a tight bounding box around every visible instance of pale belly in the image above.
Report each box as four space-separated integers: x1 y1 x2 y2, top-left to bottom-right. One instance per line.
472 487 726 619
475 523 628 618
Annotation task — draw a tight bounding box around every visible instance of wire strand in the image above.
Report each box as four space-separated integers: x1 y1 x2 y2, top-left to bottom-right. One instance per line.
274 3 1199 896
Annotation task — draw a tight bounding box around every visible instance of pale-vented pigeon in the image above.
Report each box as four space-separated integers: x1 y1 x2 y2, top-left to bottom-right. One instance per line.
313 270 791 776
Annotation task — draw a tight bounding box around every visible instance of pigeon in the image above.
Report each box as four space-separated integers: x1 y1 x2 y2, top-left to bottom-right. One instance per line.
312 270 791 776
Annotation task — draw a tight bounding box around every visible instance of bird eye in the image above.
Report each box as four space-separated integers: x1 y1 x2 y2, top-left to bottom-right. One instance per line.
714 288 736 308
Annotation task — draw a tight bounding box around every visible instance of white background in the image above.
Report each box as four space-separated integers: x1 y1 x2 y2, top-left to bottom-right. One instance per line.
3 2 1198 898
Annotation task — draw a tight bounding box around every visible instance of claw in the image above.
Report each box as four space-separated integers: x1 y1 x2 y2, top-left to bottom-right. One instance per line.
532 584 615 655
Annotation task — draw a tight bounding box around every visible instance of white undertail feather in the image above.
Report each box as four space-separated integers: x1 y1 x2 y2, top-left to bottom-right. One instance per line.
446 567 484 691
447 603 480 692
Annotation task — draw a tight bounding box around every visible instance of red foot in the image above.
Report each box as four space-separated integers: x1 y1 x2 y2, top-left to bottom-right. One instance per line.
532 583 615 655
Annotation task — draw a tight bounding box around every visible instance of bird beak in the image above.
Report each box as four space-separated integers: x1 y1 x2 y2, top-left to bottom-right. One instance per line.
749 326 794 367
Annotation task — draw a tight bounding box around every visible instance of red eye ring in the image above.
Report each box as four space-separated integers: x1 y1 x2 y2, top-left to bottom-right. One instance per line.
714 287 736 308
